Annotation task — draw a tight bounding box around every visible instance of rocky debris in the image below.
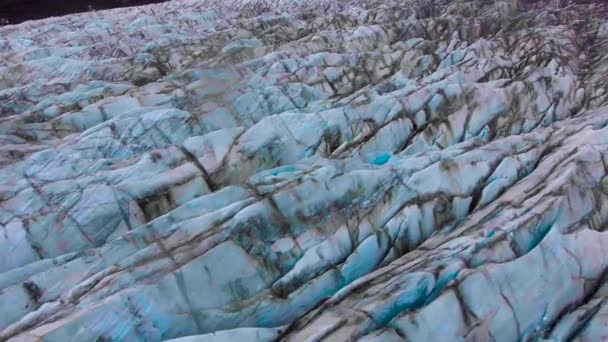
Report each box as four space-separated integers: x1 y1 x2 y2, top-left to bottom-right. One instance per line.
1 0 608 341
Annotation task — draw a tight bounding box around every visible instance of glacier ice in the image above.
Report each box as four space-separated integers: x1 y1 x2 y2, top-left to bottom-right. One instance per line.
1 0 608 341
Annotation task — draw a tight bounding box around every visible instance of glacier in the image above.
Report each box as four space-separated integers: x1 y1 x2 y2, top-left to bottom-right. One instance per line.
1 0 608 340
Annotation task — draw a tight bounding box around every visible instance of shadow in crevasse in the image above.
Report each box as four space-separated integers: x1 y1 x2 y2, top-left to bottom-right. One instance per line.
0 0 169 25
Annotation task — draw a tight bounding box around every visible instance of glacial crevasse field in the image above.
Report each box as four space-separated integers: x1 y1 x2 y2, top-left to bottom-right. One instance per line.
1 0 608 340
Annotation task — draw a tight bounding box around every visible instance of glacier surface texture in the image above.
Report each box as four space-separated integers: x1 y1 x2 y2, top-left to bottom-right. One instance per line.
1 0 608 340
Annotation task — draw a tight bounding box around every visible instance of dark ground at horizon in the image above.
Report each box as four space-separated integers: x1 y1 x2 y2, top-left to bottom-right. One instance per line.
0 0 168 25
1 0 602 26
